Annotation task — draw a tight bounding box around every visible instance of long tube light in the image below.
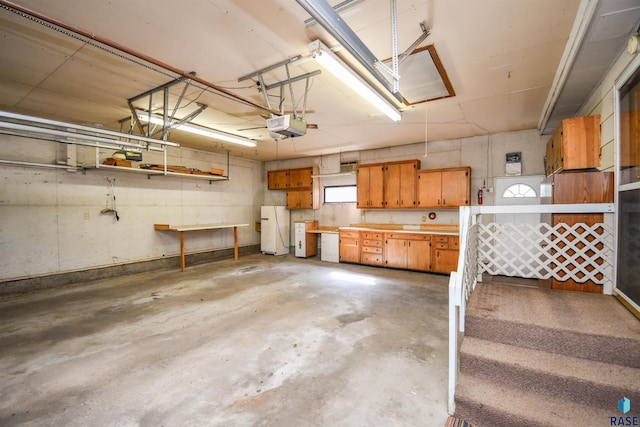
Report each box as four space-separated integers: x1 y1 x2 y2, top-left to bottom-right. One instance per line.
309 40 402 121
135 110 257 147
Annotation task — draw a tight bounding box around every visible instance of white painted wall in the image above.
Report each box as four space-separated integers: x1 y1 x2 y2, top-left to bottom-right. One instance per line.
0 127 545 281
578 50 638 171
263 128 547 237
0 134 263 282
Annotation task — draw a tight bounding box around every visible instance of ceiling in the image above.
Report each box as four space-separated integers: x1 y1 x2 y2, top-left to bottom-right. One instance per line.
0 0 635 162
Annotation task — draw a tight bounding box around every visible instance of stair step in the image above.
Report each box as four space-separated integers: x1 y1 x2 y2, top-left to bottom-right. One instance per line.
465 283 640 367
459 336 640 411
454 374 617 427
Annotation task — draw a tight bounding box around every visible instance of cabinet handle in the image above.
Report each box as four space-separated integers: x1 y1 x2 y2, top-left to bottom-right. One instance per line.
438 199 441 206
443 199 446 205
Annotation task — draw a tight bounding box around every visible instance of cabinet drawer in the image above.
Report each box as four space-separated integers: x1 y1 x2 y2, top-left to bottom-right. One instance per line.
385 233 405 239
362 232 383 240
362 246 383 254
434 235 449 243
339 230 360 239
362 239 383 247
435 242 448 249
450 237 459 249
361 253 384 266
405 233 431 241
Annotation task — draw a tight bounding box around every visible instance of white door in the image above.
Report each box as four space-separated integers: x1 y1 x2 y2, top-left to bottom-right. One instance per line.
492 176 544 278
495 176 543 223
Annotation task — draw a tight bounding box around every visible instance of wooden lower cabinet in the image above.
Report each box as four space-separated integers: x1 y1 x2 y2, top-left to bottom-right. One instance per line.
385 233 432 272
432 235 459 274
339 230 360 263
542 171 614 293
339 229 457 274
549 213 604 293
408 239 432 271
385 236 408 269
361 231 384 266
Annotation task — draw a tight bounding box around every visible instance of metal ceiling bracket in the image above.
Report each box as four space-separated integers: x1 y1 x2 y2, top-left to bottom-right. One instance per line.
263 70 321 91
296 0 403 102
304 0 364 27
127 75 207 139
397 22 430 66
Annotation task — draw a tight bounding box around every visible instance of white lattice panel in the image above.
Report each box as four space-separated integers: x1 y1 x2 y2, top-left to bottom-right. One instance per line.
477 222 613 284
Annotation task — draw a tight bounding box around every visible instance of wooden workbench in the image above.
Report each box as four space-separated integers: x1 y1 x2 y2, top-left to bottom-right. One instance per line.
154 223 249 272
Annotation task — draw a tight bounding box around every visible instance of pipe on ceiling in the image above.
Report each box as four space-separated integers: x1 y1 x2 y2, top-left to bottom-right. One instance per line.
0 0 278 116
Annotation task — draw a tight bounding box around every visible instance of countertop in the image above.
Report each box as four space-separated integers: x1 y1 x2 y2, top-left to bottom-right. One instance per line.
338 226 458 236
303 224 459 236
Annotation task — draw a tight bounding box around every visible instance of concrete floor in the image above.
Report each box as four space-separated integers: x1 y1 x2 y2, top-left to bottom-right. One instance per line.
0 253 450 426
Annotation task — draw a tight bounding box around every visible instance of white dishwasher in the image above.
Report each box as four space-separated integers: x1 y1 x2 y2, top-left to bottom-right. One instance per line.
320 232 339 263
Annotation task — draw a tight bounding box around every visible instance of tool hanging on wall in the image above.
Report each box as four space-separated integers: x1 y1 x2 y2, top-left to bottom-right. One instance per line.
100 177 120 221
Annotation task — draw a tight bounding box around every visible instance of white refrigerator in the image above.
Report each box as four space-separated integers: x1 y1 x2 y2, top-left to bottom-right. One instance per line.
260 206 290 255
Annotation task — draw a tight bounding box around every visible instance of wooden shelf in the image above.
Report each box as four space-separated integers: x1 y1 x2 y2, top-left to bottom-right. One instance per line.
84 164 228 182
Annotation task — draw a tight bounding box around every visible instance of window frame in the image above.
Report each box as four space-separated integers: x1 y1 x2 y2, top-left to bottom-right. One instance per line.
323 185 357 204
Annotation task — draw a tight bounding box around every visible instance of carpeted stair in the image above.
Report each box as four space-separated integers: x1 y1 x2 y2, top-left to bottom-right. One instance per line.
453 282 640 427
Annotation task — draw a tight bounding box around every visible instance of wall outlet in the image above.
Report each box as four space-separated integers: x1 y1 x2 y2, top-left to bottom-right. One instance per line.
421 215 426 222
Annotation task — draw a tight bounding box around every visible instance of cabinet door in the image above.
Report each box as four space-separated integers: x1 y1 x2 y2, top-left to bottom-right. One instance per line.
407 240 431 271
384 161 418 208
287 190 314 209
369 165 384 208
545 138 554 176
441 168 470 207
385 238 407 269
399 161 418 208
268 170 289 189
433 249 458 274
268 170 288 190
549 126 563 175
268 170 277 190
561 115 600 171
416 170 442 207
552 172 614 204
289 167 313 189
383 163 401 208
357 165 384 208
339 233 360 263
356 166 370 208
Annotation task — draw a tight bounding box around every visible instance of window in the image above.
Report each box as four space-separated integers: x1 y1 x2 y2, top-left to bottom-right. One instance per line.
618 60 640 186
324 185 357 203
502 183 536 198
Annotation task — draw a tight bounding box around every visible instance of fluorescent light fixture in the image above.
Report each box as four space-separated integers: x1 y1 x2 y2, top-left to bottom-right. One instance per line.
135 110 257 147
309 39 402 122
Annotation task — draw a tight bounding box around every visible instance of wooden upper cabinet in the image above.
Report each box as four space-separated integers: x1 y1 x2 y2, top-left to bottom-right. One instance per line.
384 160 419 208
268 166 319 209
417 167 470 208
288 167 314 189
267 170 289 190
545 115 600 176
357 163 385 208
548 171 614 204
441 168 470 207
416 169 442 207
